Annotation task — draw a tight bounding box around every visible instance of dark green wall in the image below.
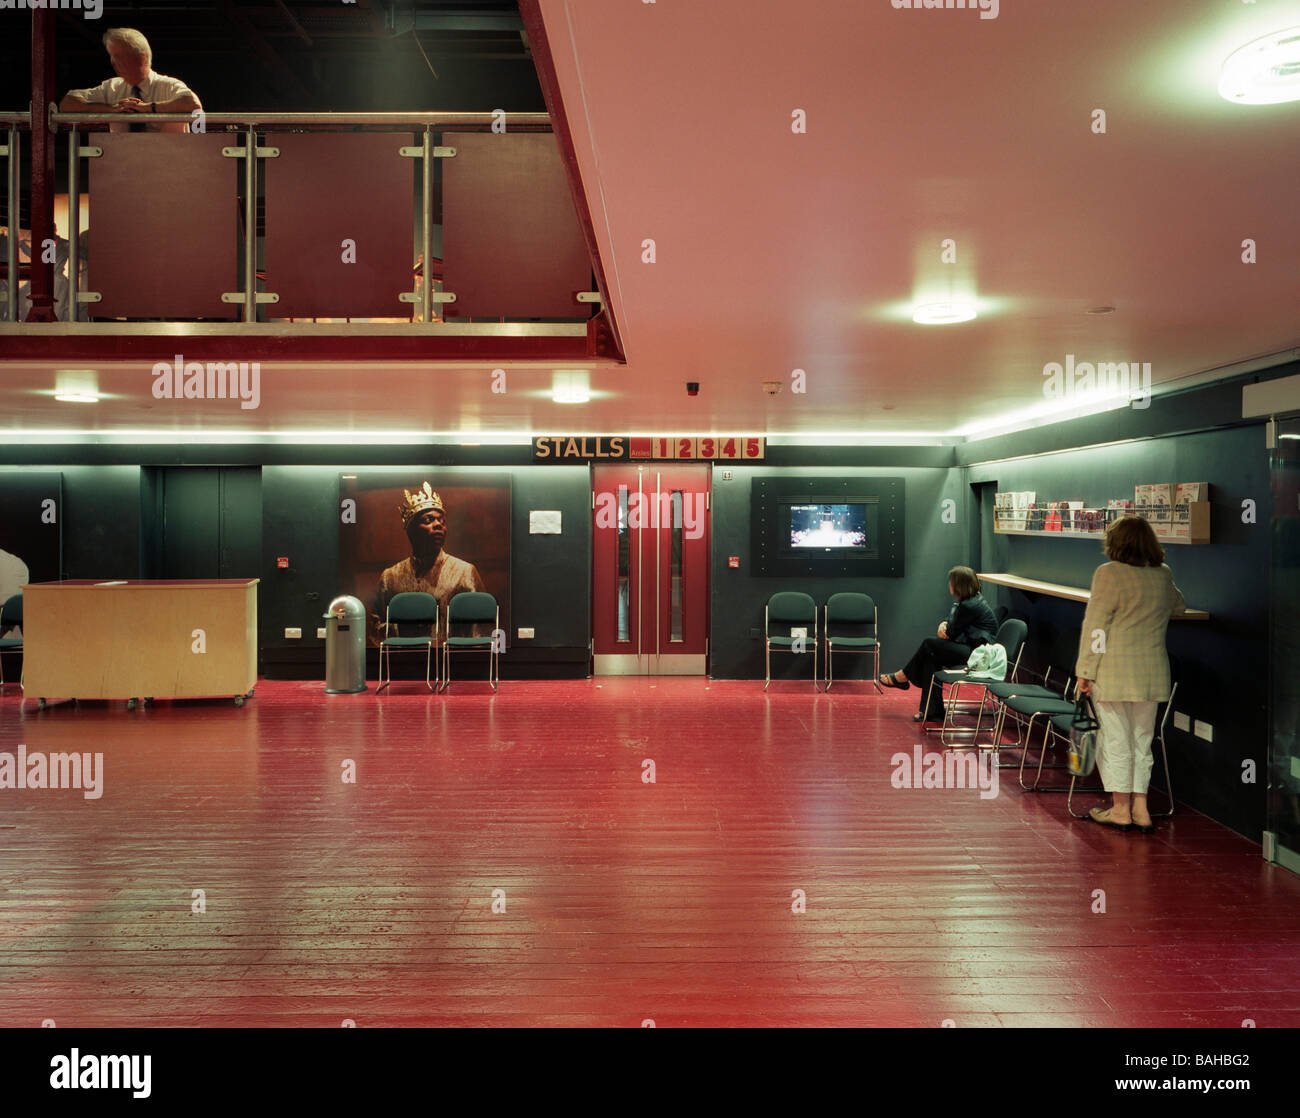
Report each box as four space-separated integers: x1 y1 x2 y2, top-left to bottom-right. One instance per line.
710 465 969 682
967 425 1270 841
2 465 141 579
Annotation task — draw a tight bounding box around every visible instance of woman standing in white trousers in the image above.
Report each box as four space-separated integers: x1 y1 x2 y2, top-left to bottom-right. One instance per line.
1075 516 1186 833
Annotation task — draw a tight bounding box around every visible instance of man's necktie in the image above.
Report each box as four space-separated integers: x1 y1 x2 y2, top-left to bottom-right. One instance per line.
129 85 145 132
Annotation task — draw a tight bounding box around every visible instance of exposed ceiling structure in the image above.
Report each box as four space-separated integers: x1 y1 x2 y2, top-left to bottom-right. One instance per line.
1 0 1299 441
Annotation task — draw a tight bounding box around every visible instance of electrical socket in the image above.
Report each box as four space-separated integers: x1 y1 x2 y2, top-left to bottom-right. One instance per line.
517 627 534 639
285 627 302 639
1193 720 1213 742
1173 711 1190 732
316 628 326 639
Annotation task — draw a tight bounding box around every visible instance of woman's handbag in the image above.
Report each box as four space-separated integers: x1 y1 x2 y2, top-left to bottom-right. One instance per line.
1067 693 1100 778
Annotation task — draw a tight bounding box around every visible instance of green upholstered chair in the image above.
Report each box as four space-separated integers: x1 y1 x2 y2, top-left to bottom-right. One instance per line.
822 592 880 693
443 591 500 692
377 591 439 693
764 591 817 690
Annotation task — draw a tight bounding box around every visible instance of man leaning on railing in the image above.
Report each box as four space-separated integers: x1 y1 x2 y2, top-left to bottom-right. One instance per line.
59 27 201 134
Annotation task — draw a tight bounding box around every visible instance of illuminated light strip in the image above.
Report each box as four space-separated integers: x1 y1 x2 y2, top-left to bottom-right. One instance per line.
951 394 1133 440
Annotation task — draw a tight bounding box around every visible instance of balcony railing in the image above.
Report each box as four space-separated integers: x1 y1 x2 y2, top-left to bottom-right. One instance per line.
1 110 607 347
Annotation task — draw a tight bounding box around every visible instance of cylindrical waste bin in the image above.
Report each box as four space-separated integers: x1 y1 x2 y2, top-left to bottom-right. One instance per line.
324 595 368 694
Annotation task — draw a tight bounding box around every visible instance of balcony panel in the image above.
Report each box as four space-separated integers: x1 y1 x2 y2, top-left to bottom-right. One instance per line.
265 133 416 319
442 132 590 319
89 134 238 320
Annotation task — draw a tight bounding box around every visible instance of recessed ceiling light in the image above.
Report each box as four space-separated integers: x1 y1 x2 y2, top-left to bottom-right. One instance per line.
1219 26 1300 105
912 301 976 325
1084 306 1116 316
552 370 590 404
54 392 100 403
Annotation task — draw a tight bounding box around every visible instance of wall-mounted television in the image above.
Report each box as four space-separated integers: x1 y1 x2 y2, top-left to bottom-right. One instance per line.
788 502 868 550
752 477 904 577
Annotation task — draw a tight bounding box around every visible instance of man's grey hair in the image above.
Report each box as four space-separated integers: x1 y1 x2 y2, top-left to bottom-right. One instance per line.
102 28 151 60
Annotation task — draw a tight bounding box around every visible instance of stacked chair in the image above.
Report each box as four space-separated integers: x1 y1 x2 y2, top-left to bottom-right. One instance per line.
925 618 1028 747
1055 681 1179 816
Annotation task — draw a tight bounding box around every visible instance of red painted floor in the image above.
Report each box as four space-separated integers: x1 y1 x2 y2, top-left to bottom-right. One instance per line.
1 677 1298 1028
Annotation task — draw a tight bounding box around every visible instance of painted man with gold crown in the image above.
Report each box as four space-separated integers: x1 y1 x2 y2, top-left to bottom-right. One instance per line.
371 482 486 643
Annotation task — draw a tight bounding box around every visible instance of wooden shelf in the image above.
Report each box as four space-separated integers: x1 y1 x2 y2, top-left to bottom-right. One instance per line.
979 572 1209 621
993 527 1208 545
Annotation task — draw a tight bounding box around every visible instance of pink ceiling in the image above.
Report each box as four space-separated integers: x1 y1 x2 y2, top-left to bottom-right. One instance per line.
534 0 1300 435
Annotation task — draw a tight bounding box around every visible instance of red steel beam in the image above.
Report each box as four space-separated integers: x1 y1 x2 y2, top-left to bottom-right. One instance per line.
0 333 602 363
517 0 625 364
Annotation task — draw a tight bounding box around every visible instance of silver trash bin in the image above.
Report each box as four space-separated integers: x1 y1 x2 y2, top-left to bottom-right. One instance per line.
324 595 368 694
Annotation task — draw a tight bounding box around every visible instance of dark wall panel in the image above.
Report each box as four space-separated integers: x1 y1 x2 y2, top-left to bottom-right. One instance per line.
711 466 969 681
259 464 590 677
59 466 140 580
968 425 1270 840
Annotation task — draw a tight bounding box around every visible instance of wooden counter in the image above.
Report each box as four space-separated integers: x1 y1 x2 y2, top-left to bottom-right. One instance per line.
21 580 259 705
979 573 1209 620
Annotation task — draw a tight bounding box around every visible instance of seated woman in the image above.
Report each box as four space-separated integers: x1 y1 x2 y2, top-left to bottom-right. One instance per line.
880 565 998 722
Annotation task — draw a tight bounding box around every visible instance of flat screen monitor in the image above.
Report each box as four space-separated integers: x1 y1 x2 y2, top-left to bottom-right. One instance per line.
789 503 867 550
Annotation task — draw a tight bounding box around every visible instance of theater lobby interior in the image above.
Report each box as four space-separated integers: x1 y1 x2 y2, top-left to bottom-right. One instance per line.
1 0 1300 1033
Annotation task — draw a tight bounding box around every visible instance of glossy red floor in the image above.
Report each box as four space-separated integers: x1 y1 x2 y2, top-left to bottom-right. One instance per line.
1 676 1298 1028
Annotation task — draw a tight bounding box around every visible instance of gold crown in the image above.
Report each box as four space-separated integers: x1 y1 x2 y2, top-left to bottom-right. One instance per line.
400 481 444 527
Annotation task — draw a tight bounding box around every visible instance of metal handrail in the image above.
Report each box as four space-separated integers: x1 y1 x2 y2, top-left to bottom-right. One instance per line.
3 124 17 320
6 108 562 325
49 110 550 127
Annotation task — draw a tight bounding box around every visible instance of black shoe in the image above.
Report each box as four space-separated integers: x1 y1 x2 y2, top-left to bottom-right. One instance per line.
880 673 910 690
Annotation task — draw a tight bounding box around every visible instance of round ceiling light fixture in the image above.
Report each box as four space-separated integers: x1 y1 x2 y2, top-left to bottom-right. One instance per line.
912 301 977 325
1219 26 1300 104
54 392 100 403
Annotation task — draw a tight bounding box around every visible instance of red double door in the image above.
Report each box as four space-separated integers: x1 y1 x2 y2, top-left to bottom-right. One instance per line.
591 464 710 674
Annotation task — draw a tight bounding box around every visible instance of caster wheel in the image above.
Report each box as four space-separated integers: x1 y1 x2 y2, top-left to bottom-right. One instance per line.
144 697 154 706
234 695 245 707
246 689 255 698
127 698 137 710
37 698 46 710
